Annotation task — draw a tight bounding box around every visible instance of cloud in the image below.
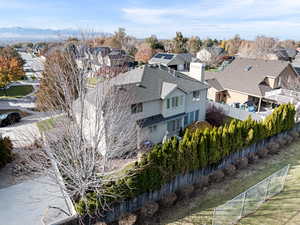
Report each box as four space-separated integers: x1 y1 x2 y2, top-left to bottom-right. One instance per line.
121 0 300 38
122 8 186 24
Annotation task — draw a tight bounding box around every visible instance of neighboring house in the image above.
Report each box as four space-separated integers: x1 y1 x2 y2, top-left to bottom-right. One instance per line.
274 47 297 62
204 58 300 111
292 54 300 75
148 53 193 71
79 64 208 150
196 46 226 64
74 46 134 77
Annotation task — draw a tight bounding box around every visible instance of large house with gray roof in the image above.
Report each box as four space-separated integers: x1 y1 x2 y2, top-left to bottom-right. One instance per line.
205 58 300 111
81 64 208 148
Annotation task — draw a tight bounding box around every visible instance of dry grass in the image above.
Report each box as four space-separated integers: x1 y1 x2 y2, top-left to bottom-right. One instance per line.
155 139 300 225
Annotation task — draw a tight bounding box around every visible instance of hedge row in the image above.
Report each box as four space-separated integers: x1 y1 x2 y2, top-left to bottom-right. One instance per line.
75 104 296 215
0 136 13 168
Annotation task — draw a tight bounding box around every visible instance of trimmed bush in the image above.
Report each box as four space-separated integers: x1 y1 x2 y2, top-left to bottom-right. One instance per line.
223 164 236 176
0 136 13 168
248 153 259 164
290 131 299 139
257 148 269 158
177 185 194 199
278 137 288 146
235 157 248 169
118 213 137 225
194 175 209 189
159 193 177 208
286 135 294 144
209 170 225 183
206 105 226 126
267 142 280 155
139 202 159 218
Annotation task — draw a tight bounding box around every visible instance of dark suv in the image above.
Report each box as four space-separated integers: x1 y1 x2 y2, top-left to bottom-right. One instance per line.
0 112 21 127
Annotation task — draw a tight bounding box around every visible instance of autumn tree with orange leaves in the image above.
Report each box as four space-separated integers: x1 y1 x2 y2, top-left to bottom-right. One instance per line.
135 43 155 63
0 47 24 90
0 51 24 95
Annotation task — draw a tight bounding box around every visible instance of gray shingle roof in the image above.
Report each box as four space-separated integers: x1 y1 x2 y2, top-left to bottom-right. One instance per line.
206 58 290 97
87 64 208 105
149 53 192 66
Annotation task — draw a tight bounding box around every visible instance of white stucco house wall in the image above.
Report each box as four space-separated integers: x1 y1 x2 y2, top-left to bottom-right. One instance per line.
75 64 209 153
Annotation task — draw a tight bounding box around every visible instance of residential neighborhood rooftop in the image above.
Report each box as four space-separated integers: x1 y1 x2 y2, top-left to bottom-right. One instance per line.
206 58 291 97
87 64 208 105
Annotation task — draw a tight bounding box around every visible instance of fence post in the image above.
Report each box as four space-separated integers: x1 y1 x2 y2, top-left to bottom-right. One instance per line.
239 192 247 219
280 165 290 192
264 176 272 201
212 207 217 225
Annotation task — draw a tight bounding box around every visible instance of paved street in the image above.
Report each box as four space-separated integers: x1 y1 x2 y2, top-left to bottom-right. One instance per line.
0 176 72 225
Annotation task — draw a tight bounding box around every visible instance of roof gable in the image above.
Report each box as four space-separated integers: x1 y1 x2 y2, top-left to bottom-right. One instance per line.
160 82 178 99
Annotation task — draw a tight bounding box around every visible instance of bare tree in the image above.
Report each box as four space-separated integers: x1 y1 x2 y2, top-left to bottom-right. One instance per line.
253 36 279 58
24 39 142 219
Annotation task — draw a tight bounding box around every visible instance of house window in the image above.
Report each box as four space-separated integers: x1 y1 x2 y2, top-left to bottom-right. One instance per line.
149 125 157 133
171 96 179 107
189 111 195 124
167 96 181 109
166 99 170 109
131 103 143 114
195 110 199 121
167 119 182 132
193 90 200 100
184 114 188 127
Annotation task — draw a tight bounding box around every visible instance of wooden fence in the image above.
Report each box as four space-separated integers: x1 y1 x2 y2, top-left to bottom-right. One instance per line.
51 122 300 225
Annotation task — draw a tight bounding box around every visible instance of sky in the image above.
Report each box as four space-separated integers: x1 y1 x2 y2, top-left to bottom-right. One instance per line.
0 0 300 39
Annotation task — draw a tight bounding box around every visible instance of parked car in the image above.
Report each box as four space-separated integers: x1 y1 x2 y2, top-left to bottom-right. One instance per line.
0 112 21 127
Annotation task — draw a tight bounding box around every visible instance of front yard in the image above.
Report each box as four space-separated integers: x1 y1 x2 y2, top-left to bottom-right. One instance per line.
0 85 34 98
158 139 300 225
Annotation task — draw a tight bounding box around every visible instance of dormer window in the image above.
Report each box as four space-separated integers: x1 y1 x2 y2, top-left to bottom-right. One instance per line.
131 103 143 114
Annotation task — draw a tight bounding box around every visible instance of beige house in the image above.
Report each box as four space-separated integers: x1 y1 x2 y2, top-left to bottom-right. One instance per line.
205 58 300 111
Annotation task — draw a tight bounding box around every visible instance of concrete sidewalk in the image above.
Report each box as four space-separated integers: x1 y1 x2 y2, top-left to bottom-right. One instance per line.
0 176 71 225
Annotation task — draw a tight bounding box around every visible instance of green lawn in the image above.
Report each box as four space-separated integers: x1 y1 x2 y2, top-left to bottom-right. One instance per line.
36 117 57 133
0 85 34 98
158 139 300 225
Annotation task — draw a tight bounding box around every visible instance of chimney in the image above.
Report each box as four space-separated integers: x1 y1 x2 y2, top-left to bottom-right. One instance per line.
189 62 205 82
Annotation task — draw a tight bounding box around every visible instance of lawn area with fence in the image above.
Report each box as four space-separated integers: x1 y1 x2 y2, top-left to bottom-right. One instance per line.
162 139 300 225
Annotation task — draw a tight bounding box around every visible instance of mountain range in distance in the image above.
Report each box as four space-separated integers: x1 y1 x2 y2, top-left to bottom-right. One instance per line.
0 27 110 44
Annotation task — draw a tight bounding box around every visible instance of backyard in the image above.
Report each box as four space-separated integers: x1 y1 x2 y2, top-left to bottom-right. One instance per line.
0 85 34 98
157 139 300 225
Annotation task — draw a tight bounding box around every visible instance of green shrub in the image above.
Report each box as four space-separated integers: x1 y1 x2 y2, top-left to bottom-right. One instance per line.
75 104 296 215
0 136 13 168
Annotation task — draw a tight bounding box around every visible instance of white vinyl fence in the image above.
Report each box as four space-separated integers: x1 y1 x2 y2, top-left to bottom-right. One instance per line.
207 101 272 121
212 165 290 225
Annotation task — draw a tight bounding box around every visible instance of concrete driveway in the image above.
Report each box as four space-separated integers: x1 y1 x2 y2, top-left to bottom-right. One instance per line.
0 176 71 225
